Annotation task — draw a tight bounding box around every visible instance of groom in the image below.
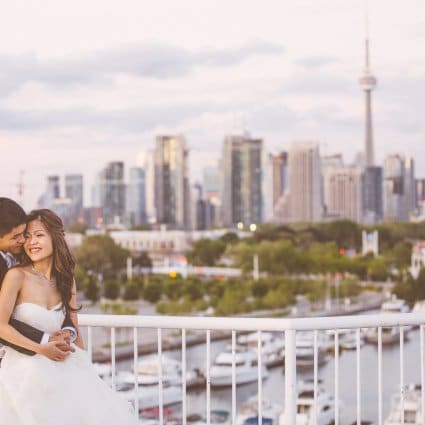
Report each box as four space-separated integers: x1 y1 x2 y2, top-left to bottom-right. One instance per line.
0 197 75 361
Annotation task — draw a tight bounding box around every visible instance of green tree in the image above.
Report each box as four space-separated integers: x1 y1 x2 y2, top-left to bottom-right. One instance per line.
74 235 129 278
262 289 292 309
320 220 361 251
101 300 137 315
367 257 388 281
220 232 239 244
184 277 203 301
123 279 142 300
252 223 296 242
251 280 269 298
104 280 120 300
143 281 162 303
339 277 361 298
215 286 249 315
186 239 226 266
84 275 100 304
163 278 184 300
389 241 412 270
67 221 88 234
133 252 152 268
74 265 88 291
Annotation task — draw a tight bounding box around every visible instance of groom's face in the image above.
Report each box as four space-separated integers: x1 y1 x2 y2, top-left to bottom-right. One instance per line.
0 223 26 255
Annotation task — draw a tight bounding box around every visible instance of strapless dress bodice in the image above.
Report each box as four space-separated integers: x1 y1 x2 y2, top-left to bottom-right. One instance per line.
0 302 138 424
13 302 65 334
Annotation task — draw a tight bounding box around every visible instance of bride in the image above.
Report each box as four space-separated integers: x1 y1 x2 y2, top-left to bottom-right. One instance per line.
0 209 138 424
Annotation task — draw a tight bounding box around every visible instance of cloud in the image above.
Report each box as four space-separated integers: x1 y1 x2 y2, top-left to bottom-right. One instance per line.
248 103 298 133
295 56 340 69
0 40 285 97
282 70 354 95
375 75 425 134
303 105 360 128
0 104 204 132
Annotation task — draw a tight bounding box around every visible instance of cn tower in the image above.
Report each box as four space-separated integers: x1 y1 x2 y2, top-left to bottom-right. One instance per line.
359 13 377 166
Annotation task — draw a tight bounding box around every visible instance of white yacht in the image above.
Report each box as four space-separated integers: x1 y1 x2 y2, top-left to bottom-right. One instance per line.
364 326 401 345
381 295 410 314
279 380 337 425
295 332 328 369
136 354 205 388
209 346 268 387
364 295 411 345
116 371 182 410
237 396 284 425
384 384 422 425
326 329 364 351
238 332 285 368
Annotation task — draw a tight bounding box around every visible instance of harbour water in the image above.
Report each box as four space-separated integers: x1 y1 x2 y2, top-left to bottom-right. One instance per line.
115 324 424 425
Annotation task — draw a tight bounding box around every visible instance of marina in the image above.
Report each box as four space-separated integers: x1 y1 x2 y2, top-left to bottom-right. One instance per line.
84 310 425 425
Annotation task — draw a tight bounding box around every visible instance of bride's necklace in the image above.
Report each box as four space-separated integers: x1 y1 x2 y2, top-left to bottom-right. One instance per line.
31 266 56 286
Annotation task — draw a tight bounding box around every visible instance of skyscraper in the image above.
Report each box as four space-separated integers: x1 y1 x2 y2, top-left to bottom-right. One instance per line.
65 174 83 223
326 165 364 223
154 135 190 229
221 132 263 227
321 154 344 215
274 141 323 223
37 175 60 209
202 165 221 199
263 151 288 222
202 165 222 228
189 183 207 230
137 149 156 224
363 166 383 223
271 152 288 209
416 178 425 209
127 167 146 227
404 156 416 216
98 161 126 225
359 16 377 166
383 154 415 222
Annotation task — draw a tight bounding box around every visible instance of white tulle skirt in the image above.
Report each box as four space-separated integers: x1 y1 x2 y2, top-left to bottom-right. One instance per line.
0 345 138 425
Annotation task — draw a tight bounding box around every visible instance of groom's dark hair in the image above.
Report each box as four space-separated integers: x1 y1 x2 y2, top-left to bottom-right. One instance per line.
0 198 27 237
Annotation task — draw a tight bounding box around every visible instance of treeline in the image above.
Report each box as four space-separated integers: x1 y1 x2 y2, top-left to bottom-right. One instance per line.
71 219 425 311
114 274 362 316
70 234 364 314
187 220 418 281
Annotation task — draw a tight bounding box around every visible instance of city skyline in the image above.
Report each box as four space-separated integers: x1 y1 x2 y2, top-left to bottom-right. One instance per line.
0 0 424 209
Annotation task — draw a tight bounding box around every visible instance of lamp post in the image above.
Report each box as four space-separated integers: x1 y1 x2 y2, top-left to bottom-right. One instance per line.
126 256 133 281
250 223 259 280
98 272 104 301
253 254 259 281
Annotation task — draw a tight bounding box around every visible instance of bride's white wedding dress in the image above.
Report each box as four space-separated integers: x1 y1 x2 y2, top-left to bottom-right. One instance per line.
0 302 138 425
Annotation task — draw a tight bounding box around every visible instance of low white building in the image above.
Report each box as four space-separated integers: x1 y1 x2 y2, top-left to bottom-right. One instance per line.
109 230 189 254
68 228 249 268
362 230 379 256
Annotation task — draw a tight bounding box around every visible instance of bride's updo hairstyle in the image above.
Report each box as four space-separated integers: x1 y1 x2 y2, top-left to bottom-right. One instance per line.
23 209 78 313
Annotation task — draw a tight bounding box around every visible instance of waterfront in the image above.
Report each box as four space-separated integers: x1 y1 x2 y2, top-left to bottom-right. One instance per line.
112 323 423 425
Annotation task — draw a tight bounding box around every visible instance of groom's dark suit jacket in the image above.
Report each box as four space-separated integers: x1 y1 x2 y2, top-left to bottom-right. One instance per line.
0 256 74 356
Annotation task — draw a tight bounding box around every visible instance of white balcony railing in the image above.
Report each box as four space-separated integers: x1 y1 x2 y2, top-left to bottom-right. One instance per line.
78 313 425 425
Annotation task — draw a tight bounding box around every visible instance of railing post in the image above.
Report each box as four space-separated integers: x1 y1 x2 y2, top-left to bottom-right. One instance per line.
285 329 297 425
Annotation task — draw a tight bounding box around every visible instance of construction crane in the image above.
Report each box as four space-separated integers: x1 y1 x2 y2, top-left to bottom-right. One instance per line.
17 170 25 206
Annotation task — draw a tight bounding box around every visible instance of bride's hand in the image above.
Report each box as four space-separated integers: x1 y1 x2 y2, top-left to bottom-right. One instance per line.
38 341 71 361
50 331 75 353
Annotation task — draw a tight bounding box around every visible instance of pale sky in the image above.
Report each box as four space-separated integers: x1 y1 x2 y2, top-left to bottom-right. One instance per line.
0 0 424 209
